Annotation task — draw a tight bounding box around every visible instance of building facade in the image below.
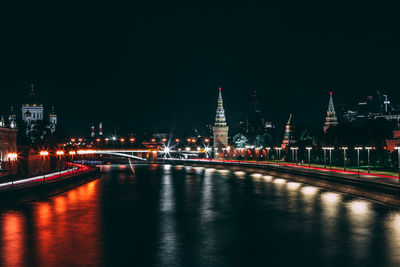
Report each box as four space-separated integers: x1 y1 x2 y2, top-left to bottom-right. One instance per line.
0 126 18 176
213 87 229 158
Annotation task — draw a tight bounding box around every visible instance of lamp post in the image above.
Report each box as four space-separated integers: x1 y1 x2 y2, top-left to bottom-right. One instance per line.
340 147 348 171
40 151 49 183
7 152 17 187
290 147 298 166
365 147 373 174
322 147 328 169
395 147 400 181
355 147 363 177
274 147 282 166
306 147 312 170
266 147 271 166
327 147 334 172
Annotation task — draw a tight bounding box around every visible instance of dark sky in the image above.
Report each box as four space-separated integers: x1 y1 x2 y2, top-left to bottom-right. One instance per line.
1 1 399 135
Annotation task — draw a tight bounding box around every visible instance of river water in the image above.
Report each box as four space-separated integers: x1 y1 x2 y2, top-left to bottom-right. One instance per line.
1 164 400 266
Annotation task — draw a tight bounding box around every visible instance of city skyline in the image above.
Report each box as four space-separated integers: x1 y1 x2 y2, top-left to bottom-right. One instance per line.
1 2 400 132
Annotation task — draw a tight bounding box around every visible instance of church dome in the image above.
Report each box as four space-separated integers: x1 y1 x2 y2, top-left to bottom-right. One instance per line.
24 84 43 106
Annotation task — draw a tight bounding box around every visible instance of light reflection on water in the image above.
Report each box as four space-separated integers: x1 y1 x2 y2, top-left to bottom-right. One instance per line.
0 164 400 266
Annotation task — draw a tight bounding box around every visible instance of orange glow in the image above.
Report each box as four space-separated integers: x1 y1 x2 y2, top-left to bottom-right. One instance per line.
191 139 196 143
162 138 167 142
96 138 101 142
70 138 76 142
187 138 191 142
175 138 180 142
120 138 125 142
69 151 76 155
40 151 49 156
56 150 64 156
105 138 109 142
2 212 26 266
204 138 209 143
7 152 18 161
78 138 83 142
130 138 135 142
151 138 156 142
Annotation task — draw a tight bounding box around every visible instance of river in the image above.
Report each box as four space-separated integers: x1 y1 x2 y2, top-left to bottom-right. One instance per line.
1 164 400 266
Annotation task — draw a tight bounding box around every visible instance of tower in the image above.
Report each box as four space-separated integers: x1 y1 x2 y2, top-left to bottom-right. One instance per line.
0 116 5 128
8 106 17 129
91 125 95 137
22 83 44 125
282 113 295 149
213 87 229 158
246 89 264 134
99 122 103 136
49 106 57 133
323 91 338 133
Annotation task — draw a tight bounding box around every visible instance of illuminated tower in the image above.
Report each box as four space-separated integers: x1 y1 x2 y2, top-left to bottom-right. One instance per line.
99 122 103 136
0 116 5 128
8 106 17 129
282 113 295 149
323 91 338 133
91 125 95 137
213 87 229 158
49 106 57 133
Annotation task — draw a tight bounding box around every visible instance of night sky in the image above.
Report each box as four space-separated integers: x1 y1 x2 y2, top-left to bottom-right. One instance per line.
1 2 399 135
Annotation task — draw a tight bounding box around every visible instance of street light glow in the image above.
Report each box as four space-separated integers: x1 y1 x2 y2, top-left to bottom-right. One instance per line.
7 153 18 161
56 150 64 155
39 151 49 156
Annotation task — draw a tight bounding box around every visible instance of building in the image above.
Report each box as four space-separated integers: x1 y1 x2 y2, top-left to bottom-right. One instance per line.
323 91 339 132
213 87 229 158
282 113 296 149
0 124 18 176
386 122 400 152
342 90 400 123
246 90 265 134
20 84 57 133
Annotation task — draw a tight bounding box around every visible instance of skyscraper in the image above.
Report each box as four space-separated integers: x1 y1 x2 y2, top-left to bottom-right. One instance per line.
323 91 338 132
213 87 229 158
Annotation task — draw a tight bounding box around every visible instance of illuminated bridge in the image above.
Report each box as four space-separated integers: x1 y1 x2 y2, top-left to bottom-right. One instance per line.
76 148 205 160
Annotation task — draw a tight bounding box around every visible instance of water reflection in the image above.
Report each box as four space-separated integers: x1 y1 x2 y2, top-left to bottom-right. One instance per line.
0 165 400 266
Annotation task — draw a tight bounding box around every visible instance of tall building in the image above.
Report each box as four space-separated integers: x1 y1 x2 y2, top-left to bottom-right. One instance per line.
246 90 265 134
323 91 338 132
282 113 295 149
213 87 229 158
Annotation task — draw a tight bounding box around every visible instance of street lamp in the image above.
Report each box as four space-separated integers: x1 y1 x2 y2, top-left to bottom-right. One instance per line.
365 147 374 174
265 147 271 166
340 147 348 171
306 147 312 170
326 147 334 172
322 147 328 169
7 153 18 186
395 147 400 181
274 147 282 166
290 147 298 166
39 151 49 183
354 147 363 176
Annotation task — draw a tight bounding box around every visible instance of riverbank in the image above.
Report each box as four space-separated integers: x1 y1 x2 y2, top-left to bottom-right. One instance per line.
0 163 101 209
162 159 400 207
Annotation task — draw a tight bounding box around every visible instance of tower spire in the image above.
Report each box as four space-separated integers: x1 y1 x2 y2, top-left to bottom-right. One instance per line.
323 91 338 132
213 86 229 158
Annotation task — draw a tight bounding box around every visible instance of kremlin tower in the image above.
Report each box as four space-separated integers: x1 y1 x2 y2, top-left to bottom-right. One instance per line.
213 87 229 158
282 113 295 149
323 91 338 133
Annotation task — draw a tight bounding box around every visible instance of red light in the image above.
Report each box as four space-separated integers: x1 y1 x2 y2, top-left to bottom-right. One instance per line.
175 138 180 142
120 138 125 142
40 151 49 156
330 91 333 95
130 138 135 142
151 138 156 142
96 138 101 142
71 138 76 142
219 87 221 91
